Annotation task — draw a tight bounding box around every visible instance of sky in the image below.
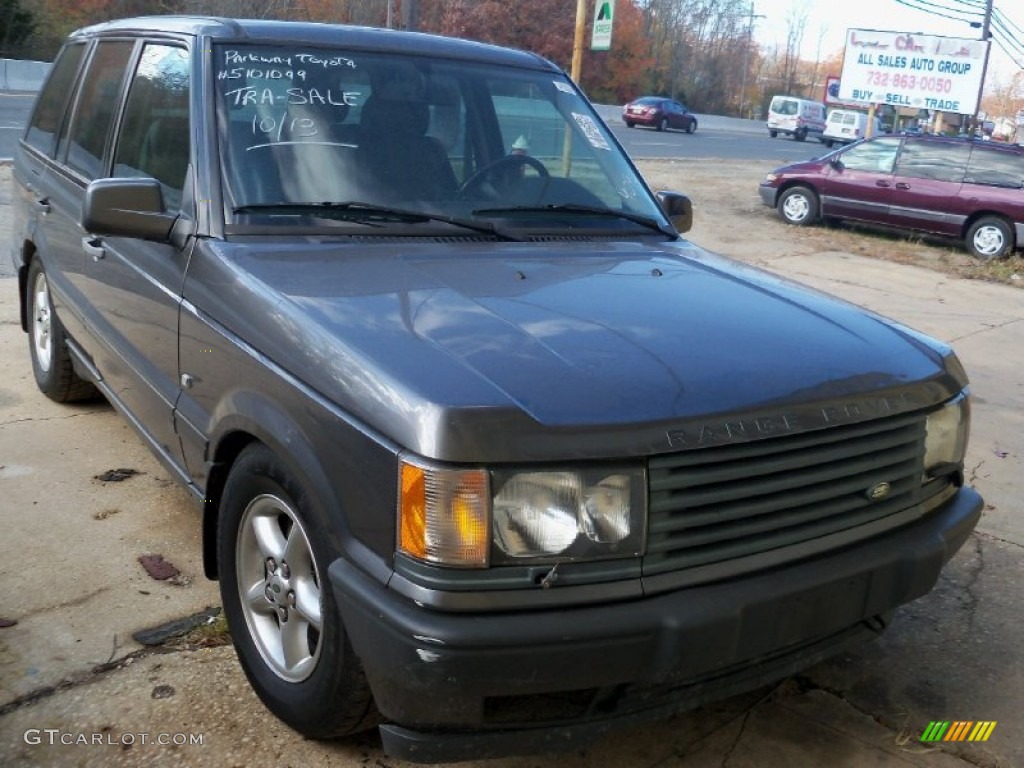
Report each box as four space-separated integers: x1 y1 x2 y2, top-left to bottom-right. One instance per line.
751 0 1023 87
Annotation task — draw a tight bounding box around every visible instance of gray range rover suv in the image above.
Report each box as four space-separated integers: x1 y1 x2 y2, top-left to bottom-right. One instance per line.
13 16 982 762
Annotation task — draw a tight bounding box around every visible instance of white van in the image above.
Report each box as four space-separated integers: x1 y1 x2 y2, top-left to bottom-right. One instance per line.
823 109 882 147
766 95 826 142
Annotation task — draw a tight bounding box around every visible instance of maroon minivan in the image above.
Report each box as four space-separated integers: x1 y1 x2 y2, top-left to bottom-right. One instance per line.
759 134 1024 259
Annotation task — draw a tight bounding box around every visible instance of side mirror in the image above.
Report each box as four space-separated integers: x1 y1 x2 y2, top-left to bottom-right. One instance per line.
82 178 177 241
829 157 844 170
656 190 693 233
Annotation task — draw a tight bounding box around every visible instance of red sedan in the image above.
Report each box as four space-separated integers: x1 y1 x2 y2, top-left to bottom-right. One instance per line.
622 96 698 133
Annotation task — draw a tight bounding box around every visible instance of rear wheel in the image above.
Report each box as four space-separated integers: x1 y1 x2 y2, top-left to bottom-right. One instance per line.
966 217 1013 260
769 130 778 138
218 444 379 739
777 186 819 226
686 119 697 134
794 127 807 142
625 120 635 128
824 139 834 148
26 259 96 403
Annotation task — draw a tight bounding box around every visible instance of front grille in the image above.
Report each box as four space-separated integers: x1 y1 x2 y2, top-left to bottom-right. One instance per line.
645 413 933 577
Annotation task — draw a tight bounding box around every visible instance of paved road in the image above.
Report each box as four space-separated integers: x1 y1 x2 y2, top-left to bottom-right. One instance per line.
0 92 33 160
0 92 826 166
594 104 831 164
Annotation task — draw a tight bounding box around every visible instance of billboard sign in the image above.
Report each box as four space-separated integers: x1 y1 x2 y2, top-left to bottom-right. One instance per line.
838 29 989 114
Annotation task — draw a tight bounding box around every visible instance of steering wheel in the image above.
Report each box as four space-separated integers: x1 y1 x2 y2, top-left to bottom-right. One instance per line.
456 153 550 200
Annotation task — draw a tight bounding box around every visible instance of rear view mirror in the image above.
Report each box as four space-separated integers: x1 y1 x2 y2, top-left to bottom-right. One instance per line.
656 190 693 233
82 178 177 241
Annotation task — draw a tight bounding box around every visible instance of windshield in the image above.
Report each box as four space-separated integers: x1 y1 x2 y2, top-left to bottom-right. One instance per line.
214 44 667 235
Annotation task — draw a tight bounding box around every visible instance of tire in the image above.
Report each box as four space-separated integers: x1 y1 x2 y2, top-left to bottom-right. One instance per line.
824 139 834 148
686 119 697 134
794 127 807 142
218 443 379 739
777 186 819 226
625 120 635 128
657 117 667 132
966 216 1013 260
769 130 778 138
26 259 97 403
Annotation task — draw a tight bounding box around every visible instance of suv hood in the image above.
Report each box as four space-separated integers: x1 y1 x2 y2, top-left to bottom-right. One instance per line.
191 238 963 462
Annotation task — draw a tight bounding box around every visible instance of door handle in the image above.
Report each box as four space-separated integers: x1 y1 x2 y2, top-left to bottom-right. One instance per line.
875 180 891 188
32 197 50 215
82 237 106 261
895 182 911 190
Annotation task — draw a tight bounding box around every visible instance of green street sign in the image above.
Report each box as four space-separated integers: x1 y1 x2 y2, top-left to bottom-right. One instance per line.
592 0 614 51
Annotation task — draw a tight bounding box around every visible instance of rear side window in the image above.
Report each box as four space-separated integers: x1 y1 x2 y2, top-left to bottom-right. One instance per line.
895 139 971 183
772 99 797 115
964 148 1024 188
61 41 135 179
24 43 86 157
113 44 191 211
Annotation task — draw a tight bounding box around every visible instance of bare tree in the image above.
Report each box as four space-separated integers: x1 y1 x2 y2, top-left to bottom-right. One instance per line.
780 0 808 94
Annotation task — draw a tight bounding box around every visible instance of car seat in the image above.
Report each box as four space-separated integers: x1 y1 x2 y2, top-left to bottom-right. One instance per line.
357 93 457 202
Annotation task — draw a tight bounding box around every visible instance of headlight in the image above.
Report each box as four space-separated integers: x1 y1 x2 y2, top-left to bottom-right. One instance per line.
397 461 645 567
764 173 778 183
923 393 970 479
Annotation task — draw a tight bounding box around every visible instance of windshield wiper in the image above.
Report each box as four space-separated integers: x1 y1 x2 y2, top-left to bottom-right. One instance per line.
472 204 677 238
232 201 520 241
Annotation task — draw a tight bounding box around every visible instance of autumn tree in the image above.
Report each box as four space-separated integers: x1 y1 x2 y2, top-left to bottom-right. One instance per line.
583 0 654 103
0 0 33 56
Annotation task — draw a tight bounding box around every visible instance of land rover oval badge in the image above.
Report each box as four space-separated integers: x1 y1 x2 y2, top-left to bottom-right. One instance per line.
866 481 892 501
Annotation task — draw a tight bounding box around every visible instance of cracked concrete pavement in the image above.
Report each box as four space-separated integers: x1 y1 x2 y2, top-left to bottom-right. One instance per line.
1 159 1022 767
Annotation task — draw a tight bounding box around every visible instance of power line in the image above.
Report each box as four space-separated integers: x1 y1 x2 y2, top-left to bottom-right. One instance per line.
892 0 980 25
992 5 1024 39
988 12 1024 59
990 33 1024 70
989 26 1024 69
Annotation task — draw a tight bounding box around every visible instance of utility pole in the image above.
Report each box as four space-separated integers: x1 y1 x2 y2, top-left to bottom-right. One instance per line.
738 3 766 120
972 0 993 130
571 0 588 83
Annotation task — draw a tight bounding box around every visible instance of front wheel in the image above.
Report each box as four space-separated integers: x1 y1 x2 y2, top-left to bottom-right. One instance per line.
218 444 379 739
966 217 1013 260
686 119 697 134
794 127 807 142
656 117 667 132
625 120 635 128
769 130 778 138
777 186 819 226
26 259 96 403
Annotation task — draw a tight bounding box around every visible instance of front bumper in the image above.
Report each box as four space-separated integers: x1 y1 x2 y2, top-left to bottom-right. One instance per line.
330 486 982 763
759 183 777 207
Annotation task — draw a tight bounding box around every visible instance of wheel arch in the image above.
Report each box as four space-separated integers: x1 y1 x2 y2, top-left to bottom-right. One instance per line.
17 240 38 333
202 402 349 580
202 429 259 580
774 179 820 207
961 210 1014 243
199 389 395 583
